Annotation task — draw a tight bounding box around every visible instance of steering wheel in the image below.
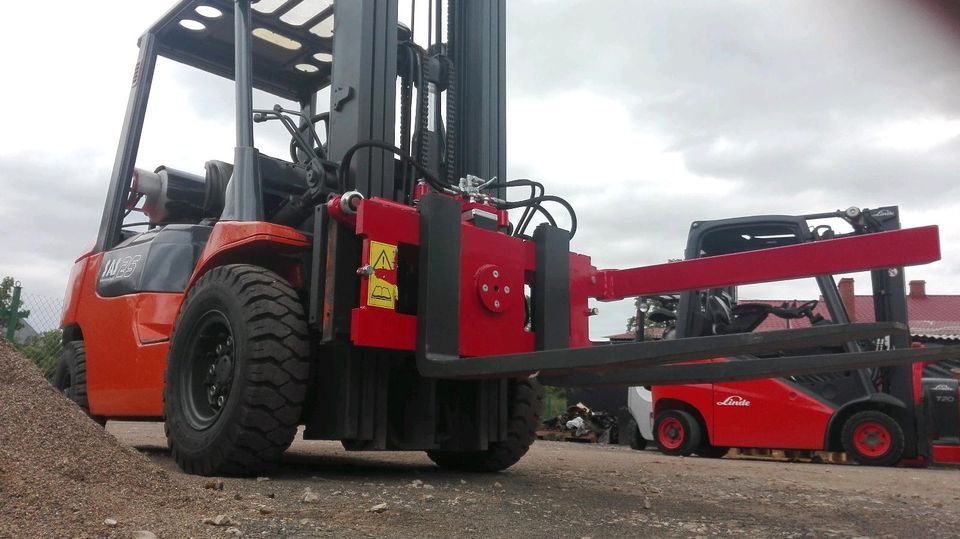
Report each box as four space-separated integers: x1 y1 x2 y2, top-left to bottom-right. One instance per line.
794 300 819 316
289 112 330 163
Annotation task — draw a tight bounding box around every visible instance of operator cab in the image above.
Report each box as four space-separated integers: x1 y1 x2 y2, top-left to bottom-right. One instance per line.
662 208 905 407
677 217 827 340
111 0 340 244
100 0 344 298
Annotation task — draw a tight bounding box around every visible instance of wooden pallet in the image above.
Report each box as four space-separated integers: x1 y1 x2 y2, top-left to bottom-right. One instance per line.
728 447 848 464
536 429 599 443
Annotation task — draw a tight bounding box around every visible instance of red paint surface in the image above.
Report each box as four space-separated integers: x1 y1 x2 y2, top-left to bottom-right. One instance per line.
932 444 960 464
188 221 309 289
852 421 892 457
712 379 834 449
66 222 309 417
654 366 834 450
657 417 685 449
60 258 88 328
593 226 940 301
69 253 181 416
655 378 717 440
351 198 593 355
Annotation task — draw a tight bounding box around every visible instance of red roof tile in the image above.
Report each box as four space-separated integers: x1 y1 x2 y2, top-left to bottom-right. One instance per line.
745 295 960 340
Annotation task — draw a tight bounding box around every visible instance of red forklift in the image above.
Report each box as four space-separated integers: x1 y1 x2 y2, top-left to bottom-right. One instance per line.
54 0 955 476
633 207 960 466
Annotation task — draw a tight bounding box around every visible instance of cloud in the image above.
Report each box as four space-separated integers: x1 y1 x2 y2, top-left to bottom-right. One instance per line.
0 152 106 297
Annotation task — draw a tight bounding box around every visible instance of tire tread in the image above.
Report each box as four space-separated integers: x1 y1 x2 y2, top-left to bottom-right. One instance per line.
426 379 544 473
165 264 309 476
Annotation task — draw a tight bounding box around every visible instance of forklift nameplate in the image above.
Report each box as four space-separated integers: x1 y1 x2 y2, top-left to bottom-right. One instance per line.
367 241 398 310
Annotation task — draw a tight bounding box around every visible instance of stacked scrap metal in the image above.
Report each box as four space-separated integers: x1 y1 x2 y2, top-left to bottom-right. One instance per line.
541 402 619 443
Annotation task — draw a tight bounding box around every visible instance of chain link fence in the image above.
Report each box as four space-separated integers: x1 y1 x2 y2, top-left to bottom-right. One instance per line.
0 279 63 378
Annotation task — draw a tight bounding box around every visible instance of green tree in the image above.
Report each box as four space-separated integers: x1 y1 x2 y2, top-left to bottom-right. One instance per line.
17 328 63 378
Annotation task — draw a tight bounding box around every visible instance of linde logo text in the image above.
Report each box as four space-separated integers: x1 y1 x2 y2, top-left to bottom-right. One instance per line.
717 396 751 407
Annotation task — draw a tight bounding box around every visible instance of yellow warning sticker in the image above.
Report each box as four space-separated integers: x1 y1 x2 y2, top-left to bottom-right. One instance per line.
367 275 398 309
370 241 396 271
366 241 398 310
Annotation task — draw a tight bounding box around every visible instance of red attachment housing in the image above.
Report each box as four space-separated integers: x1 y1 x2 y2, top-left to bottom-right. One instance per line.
346 197 594 355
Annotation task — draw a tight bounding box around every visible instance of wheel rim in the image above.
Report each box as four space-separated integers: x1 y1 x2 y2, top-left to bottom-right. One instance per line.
852 421 892 458
658 417 685 450
180 310 235 431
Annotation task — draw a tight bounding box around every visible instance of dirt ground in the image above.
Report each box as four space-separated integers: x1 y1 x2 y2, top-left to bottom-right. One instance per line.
5 339 957 538
72 421 957 539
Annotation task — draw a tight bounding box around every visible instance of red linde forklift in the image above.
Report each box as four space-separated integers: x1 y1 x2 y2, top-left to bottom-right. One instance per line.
627 207 960 466
56 0 956 476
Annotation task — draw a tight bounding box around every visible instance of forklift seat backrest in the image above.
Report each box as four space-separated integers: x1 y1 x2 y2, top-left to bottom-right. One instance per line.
203 160 233 218
204 160 233 219
204 156 311 222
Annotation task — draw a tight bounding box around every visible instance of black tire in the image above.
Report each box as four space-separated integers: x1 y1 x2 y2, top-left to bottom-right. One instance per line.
695 444 729 459
426 378 544 472
654 410 701 456
52 341 106 426
164 265 310 476
626 418 647 451
841 410 905 467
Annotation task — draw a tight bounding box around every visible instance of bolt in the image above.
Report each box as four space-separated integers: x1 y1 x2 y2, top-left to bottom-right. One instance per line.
887 268 899 278
209 385 217 395
216 344 224 355
503 286 511 294
493 300 501 309
217 395 226 407
357 265 375 276
492 270 500 278
209 365 216 376
482 284 489 292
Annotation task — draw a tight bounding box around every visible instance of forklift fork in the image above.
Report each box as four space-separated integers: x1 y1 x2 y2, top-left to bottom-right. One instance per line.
415 193 948 386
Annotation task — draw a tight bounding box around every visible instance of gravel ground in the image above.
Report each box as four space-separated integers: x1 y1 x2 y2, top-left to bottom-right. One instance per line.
3 338 959 538
0 340 244 539
108 421 960 539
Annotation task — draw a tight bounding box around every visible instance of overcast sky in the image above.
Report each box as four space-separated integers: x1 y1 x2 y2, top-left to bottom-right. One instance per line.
0 1 958 339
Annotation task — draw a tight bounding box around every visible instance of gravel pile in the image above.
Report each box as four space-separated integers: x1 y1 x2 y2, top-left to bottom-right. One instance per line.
0 339 222 538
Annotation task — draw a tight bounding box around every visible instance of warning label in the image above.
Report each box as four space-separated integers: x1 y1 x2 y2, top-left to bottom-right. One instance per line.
366 241 398 310
371 241 395 271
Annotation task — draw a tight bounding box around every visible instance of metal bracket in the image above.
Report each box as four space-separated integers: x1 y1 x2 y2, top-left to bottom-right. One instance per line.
332 85 355 111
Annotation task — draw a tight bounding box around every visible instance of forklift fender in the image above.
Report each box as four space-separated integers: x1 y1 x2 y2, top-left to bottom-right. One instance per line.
824 393 907 451
186 222 309 291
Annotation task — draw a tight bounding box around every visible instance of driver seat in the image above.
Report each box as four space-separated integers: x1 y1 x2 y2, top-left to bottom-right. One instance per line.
203 160 233 219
